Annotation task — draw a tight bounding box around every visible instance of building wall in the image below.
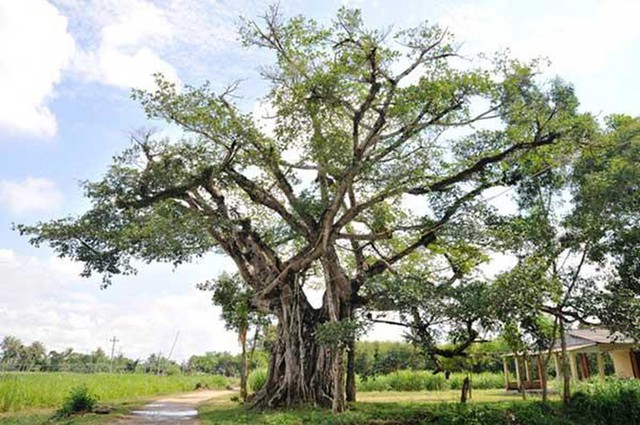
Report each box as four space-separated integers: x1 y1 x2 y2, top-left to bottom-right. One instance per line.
609 350 634 378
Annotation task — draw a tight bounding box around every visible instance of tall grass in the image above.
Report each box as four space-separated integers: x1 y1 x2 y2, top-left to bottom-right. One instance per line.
0 372 229 412
248 368 267 393
571 378 640 424
357 370 504 392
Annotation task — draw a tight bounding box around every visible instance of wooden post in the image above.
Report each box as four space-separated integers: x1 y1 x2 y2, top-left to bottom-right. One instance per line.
597 352 605 379
569 353 579 382
460 376 471 403
554 353 562 381
629 350 640 378
503 357 510 390
515 356 522 388
524 356 531 382
537 354 544 383
579 353 590 379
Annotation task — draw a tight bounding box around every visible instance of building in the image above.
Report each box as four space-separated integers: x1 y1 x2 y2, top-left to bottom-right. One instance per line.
502 328 639 391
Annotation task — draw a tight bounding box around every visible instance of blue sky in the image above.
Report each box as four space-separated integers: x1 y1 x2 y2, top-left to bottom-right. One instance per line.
1 0 639 361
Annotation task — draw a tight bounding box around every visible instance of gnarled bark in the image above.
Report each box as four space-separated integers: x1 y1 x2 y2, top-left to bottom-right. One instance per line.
251 282 340 409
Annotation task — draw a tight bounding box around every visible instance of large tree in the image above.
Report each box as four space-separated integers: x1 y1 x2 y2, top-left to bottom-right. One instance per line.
570 115 640 337
17 8 590 411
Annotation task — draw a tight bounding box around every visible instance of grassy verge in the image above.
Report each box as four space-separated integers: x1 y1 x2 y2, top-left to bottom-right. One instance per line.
356 388 559 403
0 398 143 424
198 398 578 425
199 383 640 425
0 372 229 412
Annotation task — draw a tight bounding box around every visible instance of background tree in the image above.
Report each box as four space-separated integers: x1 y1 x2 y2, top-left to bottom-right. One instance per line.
491 169 595 403
570 115 640 338
490 118 640 403
17 7 590 412
365 236 498 374
1 336 24 370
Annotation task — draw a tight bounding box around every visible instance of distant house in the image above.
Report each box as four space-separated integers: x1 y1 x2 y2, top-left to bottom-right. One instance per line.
502 328 639 391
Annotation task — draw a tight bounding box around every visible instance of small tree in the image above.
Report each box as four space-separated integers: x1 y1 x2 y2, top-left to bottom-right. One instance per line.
366 241 497 373
199 273 268 401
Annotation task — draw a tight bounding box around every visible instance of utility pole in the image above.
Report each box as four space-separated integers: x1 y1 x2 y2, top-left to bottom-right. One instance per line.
167 331 180 361
109 336 119 373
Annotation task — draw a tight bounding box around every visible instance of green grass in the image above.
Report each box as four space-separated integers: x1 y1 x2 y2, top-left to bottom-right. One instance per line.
248 368 267 393
570 378 640 425
356 388 558 403
196 382 637 425
0 372 230 412
198 397 578 425
357 371 505 392
0 398 144 424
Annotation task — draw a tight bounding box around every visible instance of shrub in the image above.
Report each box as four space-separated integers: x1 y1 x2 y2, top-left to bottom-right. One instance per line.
356 370 504 392
248 368 267 393
56 386 98 417
450 372 504 390
570 378 640 424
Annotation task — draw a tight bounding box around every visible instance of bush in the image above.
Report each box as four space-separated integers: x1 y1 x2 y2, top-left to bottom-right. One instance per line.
56 386 98 417
248 368 267 393
450 372 504 390
570 378 640 424
356 370 504 392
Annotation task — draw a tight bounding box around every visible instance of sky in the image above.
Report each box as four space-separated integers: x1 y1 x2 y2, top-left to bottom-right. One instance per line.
1 0 639 362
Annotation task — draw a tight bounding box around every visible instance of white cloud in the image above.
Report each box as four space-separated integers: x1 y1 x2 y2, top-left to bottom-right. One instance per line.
0 250 239 361
0 0 75 139
439 0 640 76
70 0 179 91
56 0 264 90
0 177 63 214
0 249 17 263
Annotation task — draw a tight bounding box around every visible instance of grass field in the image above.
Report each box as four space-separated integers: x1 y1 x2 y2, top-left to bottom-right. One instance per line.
0 372 230 413
0 378 628 425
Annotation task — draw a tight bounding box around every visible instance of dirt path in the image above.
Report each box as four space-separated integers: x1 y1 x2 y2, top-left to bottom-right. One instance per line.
108 389 235 424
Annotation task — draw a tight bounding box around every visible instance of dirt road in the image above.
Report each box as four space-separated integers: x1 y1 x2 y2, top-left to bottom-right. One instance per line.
108 389 235 424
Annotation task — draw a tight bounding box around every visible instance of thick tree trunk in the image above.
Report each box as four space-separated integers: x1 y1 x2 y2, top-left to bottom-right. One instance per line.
251 283 338 409
346 337 357 402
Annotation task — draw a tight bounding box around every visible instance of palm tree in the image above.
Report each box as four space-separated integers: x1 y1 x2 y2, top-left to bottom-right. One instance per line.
1 336 24 370
26 341 46 371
